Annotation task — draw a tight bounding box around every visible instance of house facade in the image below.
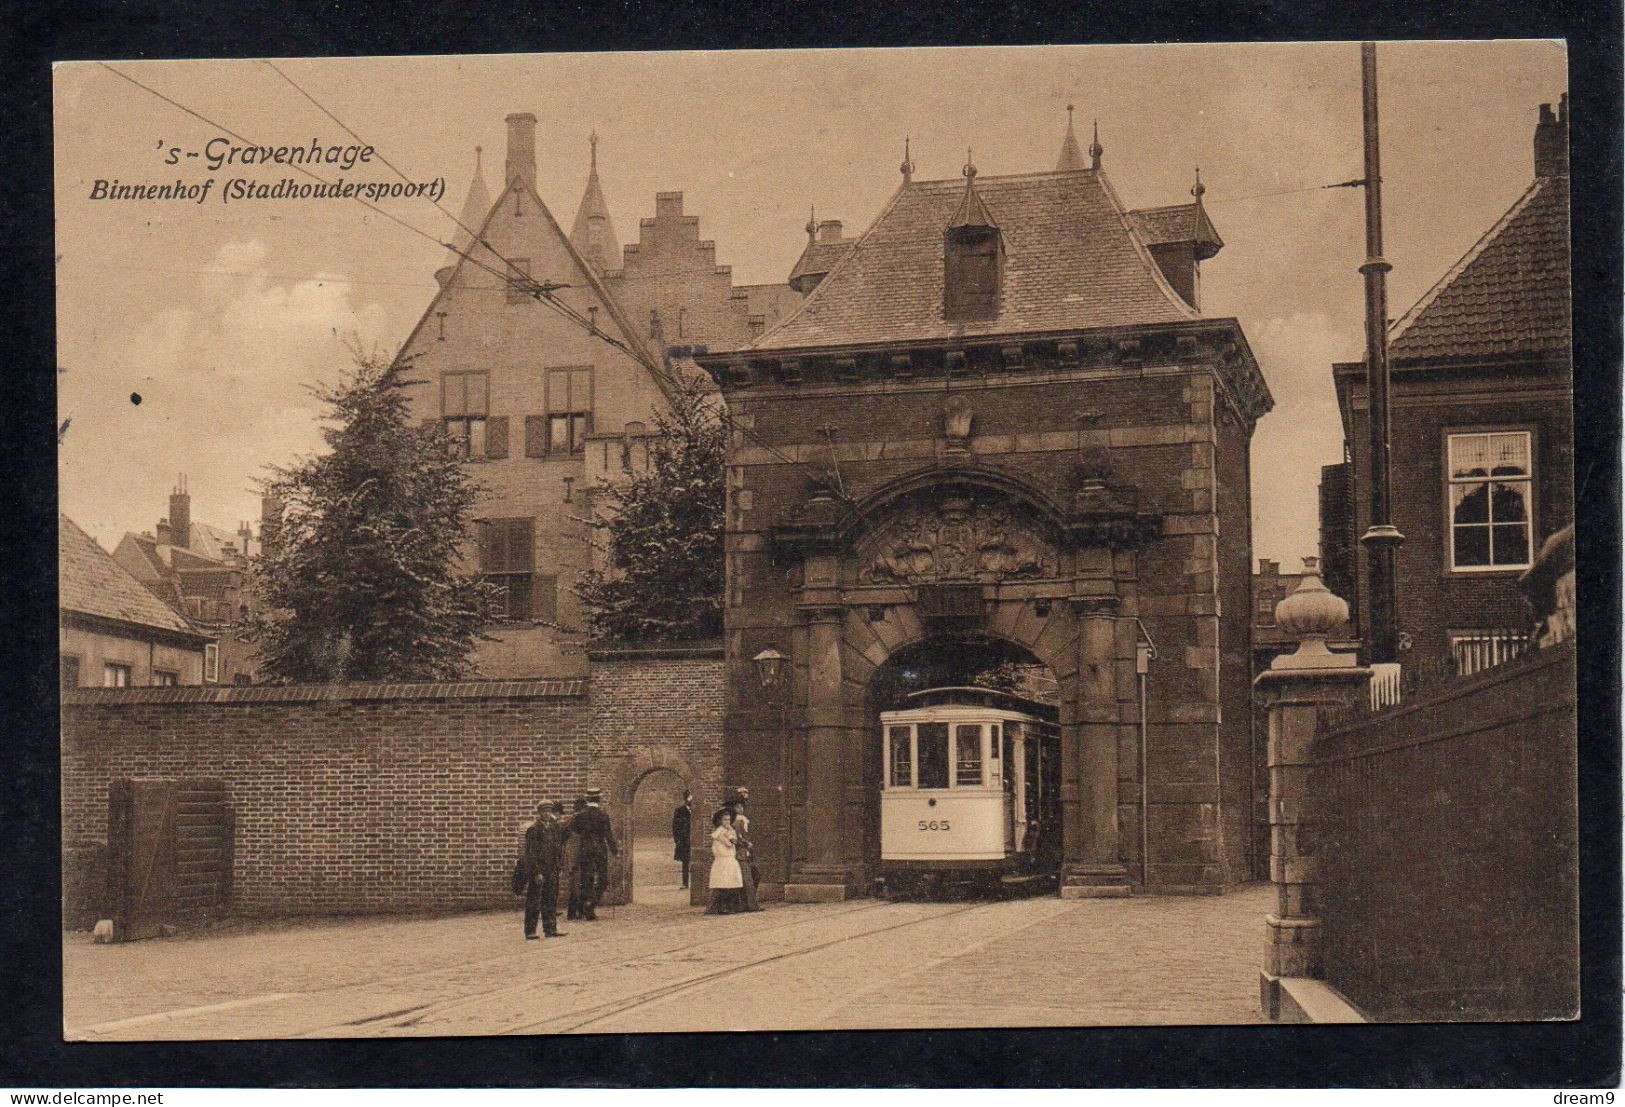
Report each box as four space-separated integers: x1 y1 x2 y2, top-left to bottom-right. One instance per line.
697 117 1273 898
60 514 215 688
398 116 808 677
1323 95 1573 675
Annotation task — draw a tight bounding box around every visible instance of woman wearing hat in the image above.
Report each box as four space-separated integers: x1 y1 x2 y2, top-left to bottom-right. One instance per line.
704 807 745 914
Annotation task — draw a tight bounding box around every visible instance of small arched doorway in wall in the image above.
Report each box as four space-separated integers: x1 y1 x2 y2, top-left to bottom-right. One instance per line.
628 767 689 905
861 634 1061 882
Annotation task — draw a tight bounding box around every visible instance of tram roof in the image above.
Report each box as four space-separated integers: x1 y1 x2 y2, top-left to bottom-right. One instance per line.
900 686 1059 722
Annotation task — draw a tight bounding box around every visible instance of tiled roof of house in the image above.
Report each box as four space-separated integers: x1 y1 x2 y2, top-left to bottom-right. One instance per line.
1388 176 1571 363
753 169 1197 351
1128 203 1223 254
60 515 205 637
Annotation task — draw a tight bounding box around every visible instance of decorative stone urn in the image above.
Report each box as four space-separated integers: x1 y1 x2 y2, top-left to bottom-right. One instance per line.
1272 557 1354 671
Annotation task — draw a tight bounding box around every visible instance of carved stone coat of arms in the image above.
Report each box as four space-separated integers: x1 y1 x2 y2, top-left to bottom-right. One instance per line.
858 496 1058 585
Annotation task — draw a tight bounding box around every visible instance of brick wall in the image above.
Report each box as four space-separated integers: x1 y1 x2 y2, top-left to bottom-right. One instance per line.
62 655 725 921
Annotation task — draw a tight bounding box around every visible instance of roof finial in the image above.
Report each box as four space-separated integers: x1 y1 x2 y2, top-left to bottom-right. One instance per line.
806 205 817 241
900 136 915 185
589 130 599 173
1191 165 1205 201
1089 120 1103 171
474 145 482 171
1056 103 1086 171
963 148 976 179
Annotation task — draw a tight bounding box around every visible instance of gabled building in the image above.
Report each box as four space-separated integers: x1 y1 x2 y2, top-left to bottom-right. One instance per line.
696 116 1272 898
1323 95 1573 675
61 514 215 688
111 481 265 684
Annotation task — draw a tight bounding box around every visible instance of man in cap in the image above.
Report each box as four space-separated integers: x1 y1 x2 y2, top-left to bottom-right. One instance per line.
569 788 619 920
517 801 568 939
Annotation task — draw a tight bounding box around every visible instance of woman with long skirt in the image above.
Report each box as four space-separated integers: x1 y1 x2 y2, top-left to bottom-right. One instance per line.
705 808 745 914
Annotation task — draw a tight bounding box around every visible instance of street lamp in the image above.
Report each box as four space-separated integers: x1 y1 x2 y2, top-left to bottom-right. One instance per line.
751 647 790 889
752 647 787 690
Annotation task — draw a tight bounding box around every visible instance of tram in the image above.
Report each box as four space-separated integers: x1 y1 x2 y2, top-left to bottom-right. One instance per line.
877 686 1062 897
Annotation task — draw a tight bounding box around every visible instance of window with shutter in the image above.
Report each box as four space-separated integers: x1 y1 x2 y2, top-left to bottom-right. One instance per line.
479 518 535 621
441 371 490 459
545 367 593 453
525 415 548 458
944 227 1002 321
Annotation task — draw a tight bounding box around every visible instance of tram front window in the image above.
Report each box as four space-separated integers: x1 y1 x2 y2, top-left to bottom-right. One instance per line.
955 724 983 786
888 725 912 787
917 722 950 789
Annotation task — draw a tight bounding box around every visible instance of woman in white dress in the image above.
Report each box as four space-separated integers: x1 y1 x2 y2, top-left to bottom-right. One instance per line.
705 808 745 914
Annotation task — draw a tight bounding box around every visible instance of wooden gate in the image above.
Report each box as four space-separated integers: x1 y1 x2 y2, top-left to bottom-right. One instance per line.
107 777 233 942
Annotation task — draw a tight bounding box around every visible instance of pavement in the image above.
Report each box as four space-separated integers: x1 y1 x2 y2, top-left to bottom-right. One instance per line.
63 851 1273 1038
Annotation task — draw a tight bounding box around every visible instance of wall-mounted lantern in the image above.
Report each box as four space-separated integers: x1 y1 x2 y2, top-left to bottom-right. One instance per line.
753 648 787 690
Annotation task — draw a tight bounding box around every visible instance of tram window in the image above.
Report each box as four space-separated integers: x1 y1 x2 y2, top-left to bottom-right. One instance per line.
989 724 1002 785
888 725 913 787
955 724 983 786
917 722 950 789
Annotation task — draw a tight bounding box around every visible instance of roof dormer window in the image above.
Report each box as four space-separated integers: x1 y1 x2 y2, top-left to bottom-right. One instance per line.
944 159 1003 323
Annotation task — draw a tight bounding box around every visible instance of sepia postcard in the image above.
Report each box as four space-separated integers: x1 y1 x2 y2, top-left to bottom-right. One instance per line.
54 41 1580 1042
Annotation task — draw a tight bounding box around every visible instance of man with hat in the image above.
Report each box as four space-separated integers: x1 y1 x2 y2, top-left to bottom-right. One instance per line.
569 788 619 921
562 795 587 921
516 801 568 940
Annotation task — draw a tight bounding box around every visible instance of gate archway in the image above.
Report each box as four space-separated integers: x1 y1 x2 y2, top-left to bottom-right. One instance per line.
604 746 695 906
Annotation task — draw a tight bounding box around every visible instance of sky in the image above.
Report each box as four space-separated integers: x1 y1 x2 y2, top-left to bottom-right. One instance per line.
54 42 1569 566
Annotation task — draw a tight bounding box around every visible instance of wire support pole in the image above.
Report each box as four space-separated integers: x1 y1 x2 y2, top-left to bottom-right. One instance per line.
1357 41 1404 667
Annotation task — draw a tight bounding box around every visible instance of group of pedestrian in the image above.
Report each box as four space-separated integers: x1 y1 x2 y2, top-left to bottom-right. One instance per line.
704 788 763 916
512 787 620 941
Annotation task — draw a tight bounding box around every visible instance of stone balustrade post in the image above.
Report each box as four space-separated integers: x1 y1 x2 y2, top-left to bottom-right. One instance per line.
1254 558 1369 1020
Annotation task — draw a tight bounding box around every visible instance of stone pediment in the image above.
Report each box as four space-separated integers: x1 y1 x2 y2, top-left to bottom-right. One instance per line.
856 494 1058 585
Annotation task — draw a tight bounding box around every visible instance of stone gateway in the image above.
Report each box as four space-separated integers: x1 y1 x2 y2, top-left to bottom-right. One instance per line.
696 131 1272 901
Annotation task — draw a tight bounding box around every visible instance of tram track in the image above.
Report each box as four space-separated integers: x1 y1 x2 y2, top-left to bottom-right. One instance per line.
511 900 1002 1035
290 897 905 1038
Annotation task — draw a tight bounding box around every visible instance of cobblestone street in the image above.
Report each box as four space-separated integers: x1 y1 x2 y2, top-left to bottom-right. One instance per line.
64 877 1272 1038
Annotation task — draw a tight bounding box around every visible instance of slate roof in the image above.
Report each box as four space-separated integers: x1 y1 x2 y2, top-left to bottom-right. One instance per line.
787 239 856 288
1128 203 1223 256
1388 176 1571 363
753 169 1197 351
60 515 207 638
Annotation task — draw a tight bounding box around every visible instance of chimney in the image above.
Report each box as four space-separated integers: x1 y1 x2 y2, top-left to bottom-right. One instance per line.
168 477 191 550
817 219 844 243
505 112 537 192
1534 93 1569 179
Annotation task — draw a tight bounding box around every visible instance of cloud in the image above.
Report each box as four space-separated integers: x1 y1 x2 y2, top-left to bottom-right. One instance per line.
59 240 392 548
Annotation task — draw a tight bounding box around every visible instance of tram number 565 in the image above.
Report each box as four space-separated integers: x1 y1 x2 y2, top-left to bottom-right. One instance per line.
917 819 951 832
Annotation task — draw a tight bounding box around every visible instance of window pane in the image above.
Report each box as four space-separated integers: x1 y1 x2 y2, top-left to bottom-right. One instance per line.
1454 524 1490 567
888 725 912 787
1449 433 1490 479
1488 432 1530 476
549 413 570 451
466 373 488 415
1490 482 1530 524
917 722 949 789
989 725 1002 785
1451 483 1489 525
956 724 983 785
572 368 592 410
1492 523 1531 566
467 417 486 458
571 413 589 451
548 370 569 413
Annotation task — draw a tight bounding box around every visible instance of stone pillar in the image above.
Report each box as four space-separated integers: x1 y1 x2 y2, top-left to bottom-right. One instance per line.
1254 560 1369 1019
1061 589 1131 897
787 593 849 902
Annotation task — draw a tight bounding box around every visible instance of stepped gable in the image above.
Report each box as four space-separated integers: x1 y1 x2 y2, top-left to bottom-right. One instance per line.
753 168 1197 351
60 515 202 636
1387 177 1571 364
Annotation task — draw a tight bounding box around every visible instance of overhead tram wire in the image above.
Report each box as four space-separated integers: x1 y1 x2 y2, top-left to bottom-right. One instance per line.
255 61 846 496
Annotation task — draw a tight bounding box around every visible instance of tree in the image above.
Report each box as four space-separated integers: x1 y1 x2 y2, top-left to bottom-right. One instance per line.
575 370 726 643
251 350 492 682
